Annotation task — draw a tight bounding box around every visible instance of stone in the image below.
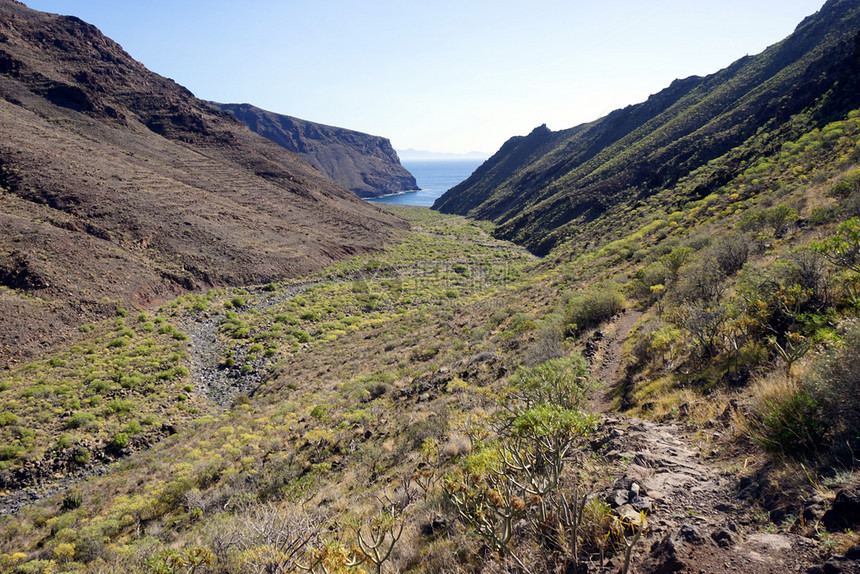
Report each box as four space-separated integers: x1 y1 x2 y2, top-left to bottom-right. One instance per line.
803 502 826 522
679 523 704 544
630 495 653 514
642 534 686 573
746 533 792 552
822 484 860 531
562 558 590 574
711 528 733 548
420 514 448 536
609 489 629 508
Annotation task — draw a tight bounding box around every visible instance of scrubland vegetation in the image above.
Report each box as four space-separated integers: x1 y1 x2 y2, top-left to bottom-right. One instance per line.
3 107 860 574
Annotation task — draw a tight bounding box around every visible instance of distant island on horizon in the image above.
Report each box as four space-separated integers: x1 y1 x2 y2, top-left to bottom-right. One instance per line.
396 148 490 161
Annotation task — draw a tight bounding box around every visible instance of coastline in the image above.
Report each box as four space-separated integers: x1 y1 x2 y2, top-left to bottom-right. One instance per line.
365 188 426 201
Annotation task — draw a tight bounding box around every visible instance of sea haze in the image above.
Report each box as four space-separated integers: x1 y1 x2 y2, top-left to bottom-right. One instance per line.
368 159 484 207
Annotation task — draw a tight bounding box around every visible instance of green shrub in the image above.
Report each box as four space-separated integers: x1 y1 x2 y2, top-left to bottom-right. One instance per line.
509 354 593 411
410 346 439 362
564 286 626 335
292 330 311 343
172 366 190 378
105 399 133 414
110 432 129 449
0 411 18 427
828 169 860 198
107 337 129 349
73 447 91 465
66 411 96 429
56 434 73 449
807 320 860 459
61 491 83 511
750 386 825 458
0 444 23 460
88 379 112 394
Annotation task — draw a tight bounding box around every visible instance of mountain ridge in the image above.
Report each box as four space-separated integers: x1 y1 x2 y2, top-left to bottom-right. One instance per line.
433 0 860 255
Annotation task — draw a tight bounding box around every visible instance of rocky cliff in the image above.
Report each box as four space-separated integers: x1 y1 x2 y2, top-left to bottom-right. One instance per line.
213 103 418 198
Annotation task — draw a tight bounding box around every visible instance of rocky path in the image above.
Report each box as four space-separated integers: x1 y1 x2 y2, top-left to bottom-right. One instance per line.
585 309 855 573
593 417 830 573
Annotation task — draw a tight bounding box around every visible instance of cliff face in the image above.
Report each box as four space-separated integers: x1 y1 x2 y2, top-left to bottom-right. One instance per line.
0 0 406 361
434 0 860 255
214 103 418 198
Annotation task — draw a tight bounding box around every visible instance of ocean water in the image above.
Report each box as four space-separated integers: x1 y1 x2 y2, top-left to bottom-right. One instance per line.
367 159 484 207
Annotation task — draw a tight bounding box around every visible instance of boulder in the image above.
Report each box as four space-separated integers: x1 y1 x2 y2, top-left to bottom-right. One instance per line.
679 524 704 544
822 484 860 531
641 535 686 574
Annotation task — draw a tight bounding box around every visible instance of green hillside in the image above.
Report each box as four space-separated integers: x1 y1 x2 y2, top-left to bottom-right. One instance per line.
434 0 860 256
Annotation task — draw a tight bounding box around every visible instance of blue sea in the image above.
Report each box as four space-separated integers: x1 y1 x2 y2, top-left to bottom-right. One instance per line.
367 159 484 207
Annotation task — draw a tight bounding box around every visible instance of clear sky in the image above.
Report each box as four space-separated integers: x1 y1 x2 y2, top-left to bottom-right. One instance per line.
24 0 826 155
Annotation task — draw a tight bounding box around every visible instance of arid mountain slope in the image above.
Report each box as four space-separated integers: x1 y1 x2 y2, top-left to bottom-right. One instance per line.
434 0 860 254
213 102 419 198
0 0 405 362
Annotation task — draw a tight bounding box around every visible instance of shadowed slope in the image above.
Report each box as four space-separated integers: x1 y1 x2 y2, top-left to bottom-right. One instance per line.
434 0 860 255
0 0 405 361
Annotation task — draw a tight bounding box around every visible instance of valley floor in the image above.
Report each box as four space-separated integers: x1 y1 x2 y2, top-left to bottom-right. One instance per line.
1 205 858 574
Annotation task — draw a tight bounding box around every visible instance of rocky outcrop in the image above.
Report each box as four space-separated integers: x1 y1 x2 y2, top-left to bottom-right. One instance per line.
213 103 418 198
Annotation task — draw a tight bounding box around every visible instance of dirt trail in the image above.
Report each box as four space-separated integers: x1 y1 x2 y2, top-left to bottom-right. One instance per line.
587 309 643 413
584 310 846 573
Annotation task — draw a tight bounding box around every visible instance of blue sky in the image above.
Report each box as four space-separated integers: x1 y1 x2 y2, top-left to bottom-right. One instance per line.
25 0 826 155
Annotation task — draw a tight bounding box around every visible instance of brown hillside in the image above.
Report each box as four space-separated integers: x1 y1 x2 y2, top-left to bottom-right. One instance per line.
0 0 406 363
